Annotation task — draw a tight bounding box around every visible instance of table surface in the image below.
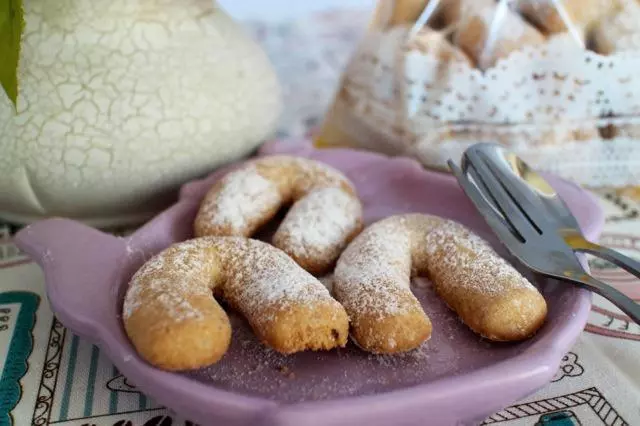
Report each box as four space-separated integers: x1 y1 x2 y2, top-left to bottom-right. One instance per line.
1 8 639 426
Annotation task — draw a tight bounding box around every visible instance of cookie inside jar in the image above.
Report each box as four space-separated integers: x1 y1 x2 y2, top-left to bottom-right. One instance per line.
317 0 640 189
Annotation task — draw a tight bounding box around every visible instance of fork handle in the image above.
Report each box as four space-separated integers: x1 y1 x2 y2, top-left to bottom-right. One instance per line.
557 274 640 325
567 238 640 281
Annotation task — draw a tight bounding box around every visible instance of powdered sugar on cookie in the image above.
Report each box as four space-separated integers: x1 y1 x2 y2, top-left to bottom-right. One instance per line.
334 219 413 317
198 167 281 235
123 236 349 370
220 238 333 315
123 239 214 322
424 219 536 296
195 155 363 276
333 213 546 353
123 237 334 323
274 187 362 265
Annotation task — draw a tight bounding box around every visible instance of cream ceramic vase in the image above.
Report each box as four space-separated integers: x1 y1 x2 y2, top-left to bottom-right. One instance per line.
0 0 281 227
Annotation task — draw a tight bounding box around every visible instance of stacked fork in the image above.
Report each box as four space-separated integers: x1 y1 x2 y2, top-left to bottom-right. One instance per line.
449 143 640 324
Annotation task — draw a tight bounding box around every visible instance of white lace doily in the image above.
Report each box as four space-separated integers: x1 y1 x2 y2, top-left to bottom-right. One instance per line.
245 8 640 188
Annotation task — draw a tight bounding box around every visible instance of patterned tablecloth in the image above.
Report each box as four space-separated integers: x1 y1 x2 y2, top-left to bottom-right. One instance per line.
1 9 639 426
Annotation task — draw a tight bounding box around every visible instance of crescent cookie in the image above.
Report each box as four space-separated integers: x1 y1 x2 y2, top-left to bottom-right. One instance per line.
334 214 547 354
388 0 429 26
452 1 546 69
513 0 621 35
408 27 472 65
123 237 349 371
194 155 364 276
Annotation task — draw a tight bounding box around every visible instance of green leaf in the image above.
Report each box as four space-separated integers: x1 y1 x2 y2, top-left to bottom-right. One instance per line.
0 0 24 110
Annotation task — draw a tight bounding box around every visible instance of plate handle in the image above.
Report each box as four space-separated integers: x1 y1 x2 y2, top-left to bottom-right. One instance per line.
15 218 126 342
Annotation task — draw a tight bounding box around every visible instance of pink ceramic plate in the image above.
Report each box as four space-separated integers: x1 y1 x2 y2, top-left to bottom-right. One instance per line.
15 140 604 426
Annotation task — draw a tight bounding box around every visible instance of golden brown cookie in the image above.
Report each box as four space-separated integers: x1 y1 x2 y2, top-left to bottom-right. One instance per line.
452 1 546 69
388 0 462 29
123 237 349 371
435 0 492 27
514 0 622 35
389 0 429 26
407 27 472 64
333 214 547 354
194 156 364 276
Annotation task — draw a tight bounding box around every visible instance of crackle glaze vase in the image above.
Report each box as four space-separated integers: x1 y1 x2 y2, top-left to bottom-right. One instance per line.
0 0 282 227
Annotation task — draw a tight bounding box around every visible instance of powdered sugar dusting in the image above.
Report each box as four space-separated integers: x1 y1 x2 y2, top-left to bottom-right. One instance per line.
334 214 536 321
123 239 213 322
183 267 518 403
220 238 332 317
334 218 413 316
200 167 281 235
424 219 536 296
261 155 354 194
197 155 359 253
123 237 334 324
274 187 362 262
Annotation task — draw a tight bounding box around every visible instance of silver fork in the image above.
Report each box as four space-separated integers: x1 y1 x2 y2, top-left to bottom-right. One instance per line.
448 143 640 324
